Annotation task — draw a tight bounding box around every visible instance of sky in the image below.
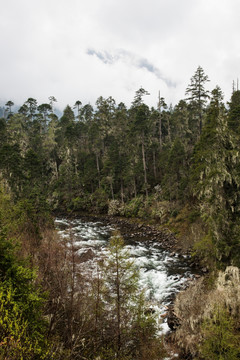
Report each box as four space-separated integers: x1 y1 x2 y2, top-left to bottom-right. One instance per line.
0 0 240 111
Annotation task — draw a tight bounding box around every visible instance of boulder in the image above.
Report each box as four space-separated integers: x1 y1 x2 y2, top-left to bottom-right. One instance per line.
167 307 181 330
79 248 95 262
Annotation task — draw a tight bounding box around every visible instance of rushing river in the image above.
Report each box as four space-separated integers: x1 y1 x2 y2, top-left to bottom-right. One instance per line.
55 217 197 334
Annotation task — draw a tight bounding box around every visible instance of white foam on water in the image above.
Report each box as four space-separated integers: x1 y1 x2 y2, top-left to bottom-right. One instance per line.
58 230 69 238
55 218 69 226
75 239 107 247
55 217 195 335
161 321 171 335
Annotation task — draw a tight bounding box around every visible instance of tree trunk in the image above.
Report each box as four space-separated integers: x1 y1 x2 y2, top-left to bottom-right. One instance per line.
153 149 157 179
110 180 114 200
116 256 121 358
159 115 162 150
120 179 124 203
69 232 76 352
167 115 172 143
141 138 148 198
158 91 163 150
133 177 137 198
96 153 100 188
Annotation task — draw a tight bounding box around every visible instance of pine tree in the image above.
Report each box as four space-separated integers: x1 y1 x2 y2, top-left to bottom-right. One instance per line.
130 89 152 198
228 89 240 132
96 233 161 359
102 233 139 355
185 66 210 136
5 100 14 117
73 100 82 119
190 87 240 266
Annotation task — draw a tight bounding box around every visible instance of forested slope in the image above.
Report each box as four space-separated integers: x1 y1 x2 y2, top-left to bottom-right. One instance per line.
1 66 240 267
0 66 240 358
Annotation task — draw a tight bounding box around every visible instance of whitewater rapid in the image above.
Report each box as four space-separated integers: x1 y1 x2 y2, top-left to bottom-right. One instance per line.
55 217 196 334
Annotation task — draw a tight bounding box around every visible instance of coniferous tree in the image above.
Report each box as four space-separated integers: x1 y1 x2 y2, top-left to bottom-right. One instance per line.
130 89 151 198
73 100 82 119
25 98 38 120
5 100 14 117
228 89 240 132
48 95 57 113
96 233 160 359
185 66 210 136
190 87 240 266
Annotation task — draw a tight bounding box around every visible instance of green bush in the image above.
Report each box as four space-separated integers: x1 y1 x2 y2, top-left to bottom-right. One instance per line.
0 283 49 360
72 194 91 211
108 199 123 216
123 196 144 217
90 188 109 213
199 305 240 360
0 232 50 359
192 233 217 269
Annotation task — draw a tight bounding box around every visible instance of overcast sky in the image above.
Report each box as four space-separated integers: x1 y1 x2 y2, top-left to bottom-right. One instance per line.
0 0 239 110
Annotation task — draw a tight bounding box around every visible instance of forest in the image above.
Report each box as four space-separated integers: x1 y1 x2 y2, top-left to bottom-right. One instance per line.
0 66 240 359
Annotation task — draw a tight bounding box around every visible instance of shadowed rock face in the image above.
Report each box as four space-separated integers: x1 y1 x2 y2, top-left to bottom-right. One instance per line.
168 266 240 358
167 306 181 331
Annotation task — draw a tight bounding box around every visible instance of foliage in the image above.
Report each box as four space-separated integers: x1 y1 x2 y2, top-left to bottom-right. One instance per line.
0 283 50 360
0 226 50 359
123 196 145 217
185 65 210 135
92 233 164 359
2 69 240 357
1 71 240 269
108 199 124 216
192 233 217 269
190 99 240 267
90 188 109 213
199 305 240 359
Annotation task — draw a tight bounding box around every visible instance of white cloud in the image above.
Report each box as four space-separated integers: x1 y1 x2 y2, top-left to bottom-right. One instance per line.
0 0 239 110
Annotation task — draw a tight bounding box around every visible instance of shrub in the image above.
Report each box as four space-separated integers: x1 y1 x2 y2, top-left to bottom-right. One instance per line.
199 305 240 360
0 283 50 360
108 199 124 216
123 196 144 217
90 188 109 213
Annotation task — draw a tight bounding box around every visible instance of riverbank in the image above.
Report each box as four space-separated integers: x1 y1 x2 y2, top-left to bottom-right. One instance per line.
167 266 240 359
54 199 205 253
54 214 209 359
99 216 240 360
54 211 205 271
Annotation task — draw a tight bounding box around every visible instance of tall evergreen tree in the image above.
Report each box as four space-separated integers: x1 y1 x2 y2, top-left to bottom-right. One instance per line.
190 88 240 266
130 89 151 198
228 89 240 132
185 66 210 136
25 98 38 120
5 100 14 117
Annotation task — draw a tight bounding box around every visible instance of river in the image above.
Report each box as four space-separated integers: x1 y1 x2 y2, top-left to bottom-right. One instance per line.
55 216 198 334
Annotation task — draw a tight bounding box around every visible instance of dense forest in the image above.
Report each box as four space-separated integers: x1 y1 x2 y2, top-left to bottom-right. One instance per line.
0 66 240 359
